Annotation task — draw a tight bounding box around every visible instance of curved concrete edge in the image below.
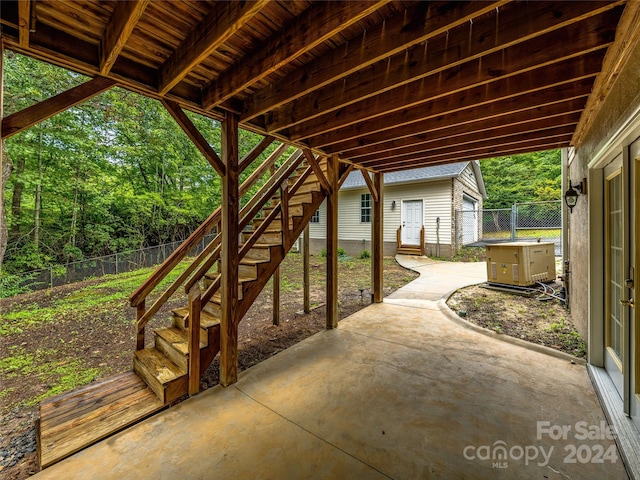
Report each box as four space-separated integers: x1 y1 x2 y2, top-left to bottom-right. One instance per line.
438 292 587 366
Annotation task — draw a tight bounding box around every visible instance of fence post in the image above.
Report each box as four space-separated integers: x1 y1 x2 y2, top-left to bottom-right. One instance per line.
510 204 517 241
50 266 54 289
115 253 119 275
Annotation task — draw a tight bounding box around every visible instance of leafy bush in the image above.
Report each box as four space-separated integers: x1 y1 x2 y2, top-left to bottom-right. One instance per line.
360 249 371 259
321 247 346 257
0 273 35 298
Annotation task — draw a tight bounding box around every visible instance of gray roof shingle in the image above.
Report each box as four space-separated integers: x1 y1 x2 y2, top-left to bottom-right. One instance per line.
341 162 468 189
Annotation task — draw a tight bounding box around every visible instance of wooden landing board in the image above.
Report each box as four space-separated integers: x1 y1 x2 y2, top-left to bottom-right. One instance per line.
38 371 165 469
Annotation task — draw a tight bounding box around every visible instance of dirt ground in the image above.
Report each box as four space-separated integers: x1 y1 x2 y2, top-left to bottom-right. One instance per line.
0 254 417 480
447 283 585 358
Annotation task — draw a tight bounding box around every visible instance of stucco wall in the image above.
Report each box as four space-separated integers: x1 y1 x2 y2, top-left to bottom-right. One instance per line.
568 40 640 342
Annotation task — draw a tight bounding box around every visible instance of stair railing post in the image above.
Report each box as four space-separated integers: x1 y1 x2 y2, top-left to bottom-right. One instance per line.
188 283 202 396
280 178 290 247
136 301 145 350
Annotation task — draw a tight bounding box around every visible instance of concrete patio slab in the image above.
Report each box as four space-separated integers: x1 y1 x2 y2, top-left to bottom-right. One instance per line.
34 257 627 479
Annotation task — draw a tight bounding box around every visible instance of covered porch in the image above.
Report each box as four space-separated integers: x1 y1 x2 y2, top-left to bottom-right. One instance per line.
31 259 626 479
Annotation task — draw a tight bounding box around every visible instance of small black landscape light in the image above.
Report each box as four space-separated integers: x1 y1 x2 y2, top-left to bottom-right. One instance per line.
564 178 586 213
391 200 396 210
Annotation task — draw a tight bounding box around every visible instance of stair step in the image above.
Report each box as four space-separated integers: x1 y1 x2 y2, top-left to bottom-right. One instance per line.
172 307 220 329
133 348 187 404
155 326 208 371
242 229 282 244
204 272 254 292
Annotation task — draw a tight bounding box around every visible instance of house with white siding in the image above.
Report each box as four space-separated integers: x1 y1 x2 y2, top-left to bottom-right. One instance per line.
308 162 486 258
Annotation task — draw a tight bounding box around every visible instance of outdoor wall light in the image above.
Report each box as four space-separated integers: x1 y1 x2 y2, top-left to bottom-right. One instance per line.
391 200 396 210
564 178 587 213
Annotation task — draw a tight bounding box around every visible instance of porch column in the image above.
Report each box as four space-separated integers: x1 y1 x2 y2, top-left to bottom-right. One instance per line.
220 111 240 386
372 172 384 303
326 155 339 329
303 224 311 313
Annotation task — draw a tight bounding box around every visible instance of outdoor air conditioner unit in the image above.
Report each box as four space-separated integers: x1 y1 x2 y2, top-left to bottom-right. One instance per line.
485 242 556 287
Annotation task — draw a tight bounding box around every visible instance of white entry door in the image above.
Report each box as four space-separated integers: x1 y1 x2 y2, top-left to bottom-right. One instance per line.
402 200 423 245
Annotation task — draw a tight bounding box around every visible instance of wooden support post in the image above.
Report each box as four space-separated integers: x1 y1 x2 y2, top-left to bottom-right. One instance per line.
303 224 310 313
220 111 239 387
272 268 280 326
187 284 201 396
136 301 145 350
372 172 384 303
326 155 339 329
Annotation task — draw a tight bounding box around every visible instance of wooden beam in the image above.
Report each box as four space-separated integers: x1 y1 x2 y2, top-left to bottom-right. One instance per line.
362 129 573 167
357 125 577 167
2 76 116 139
344 111 582 161
161 99 225 177
220 111 240 387
203 0 389 109
289 20 614 142
242 0 509 120
99 0 149 75
372 172 384 303
332 97 588 157
267 1 621 133
239 135 275 173
373 139 571 173
272 267 280 326
303 224 310 314
302 149 331 195
338 163 355 188
326 154 339 329
18 0 30 48
572 1 640 147
308 60 600 150
359 169 379 203
157 0 267 95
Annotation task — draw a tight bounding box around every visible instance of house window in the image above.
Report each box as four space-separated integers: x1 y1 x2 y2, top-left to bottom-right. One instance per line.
310 209 320 223
361 193 371 223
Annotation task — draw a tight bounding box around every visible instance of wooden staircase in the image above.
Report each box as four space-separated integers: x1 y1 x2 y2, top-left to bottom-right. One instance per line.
131 155 327 403
37 147 331 467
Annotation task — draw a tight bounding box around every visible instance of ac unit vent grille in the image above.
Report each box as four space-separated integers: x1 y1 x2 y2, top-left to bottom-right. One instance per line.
512 264 519 282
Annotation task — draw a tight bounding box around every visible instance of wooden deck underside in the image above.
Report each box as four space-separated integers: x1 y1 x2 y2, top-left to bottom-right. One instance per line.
37 371 165 469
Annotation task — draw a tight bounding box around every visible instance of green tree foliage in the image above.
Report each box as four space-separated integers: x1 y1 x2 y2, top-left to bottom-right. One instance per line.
2 52 277 273
479 150 561 208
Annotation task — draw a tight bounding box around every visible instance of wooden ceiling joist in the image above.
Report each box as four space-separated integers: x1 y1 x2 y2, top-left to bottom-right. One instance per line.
330 99 589 157
2 76 116 139
161 99 225 177
344 111 583 160
241 0 510 121
157 0 268 95
377 139 570 173
308 63 599 150
289 24 614 144
355 122 580 166
265 1 621 134
0 1 629 173
202 0 391 110
99 0 149 75
358 127 576 168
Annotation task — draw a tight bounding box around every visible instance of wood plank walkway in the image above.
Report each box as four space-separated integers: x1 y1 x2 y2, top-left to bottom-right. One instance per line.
37 371 165 468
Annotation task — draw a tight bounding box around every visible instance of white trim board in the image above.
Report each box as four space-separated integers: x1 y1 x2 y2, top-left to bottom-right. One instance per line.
589 365 640 480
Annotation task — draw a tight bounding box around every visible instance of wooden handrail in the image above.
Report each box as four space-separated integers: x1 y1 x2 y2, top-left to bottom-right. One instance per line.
396 226 402 247
136 231 220 332
130 143 289 308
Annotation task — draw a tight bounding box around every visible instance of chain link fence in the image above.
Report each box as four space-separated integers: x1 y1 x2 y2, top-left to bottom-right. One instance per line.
1 232 218 297
455 200 562 256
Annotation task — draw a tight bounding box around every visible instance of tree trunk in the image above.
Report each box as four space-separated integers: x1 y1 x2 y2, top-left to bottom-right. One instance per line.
10 156 25 237
1 145 13 271
34 129 43 248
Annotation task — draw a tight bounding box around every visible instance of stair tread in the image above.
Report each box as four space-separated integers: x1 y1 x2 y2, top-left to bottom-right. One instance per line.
204 272 257 283
172 307 220 328
134 347 186 384
155 326 207 354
